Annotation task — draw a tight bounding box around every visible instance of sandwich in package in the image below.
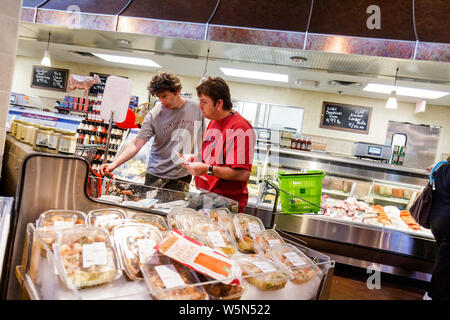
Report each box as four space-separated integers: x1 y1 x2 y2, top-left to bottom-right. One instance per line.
155 229 242 285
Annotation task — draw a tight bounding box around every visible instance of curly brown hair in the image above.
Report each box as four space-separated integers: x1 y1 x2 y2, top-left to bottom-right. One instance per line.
196 77 233 111
148 72 182 96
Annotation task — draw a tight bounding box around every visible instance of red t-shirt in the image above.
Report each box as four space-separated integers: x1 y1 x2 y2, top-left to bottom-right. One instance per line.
195 112 256 212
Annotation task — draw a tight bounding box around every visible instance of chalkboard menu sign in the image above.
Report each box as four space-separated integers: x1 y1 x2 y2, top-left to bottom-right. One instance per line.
88 72 109 96
320 102 372 134
31 65 69 92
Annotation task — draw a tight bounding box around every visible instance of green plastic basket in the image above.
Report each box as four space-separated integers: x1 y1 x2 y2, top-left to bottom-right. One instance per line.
276 170 325 214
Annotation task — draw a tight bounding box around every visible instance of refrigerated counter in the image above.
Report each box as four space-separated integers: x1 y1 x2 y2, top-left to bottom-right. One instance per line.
1 154 334 300
249 145 437 281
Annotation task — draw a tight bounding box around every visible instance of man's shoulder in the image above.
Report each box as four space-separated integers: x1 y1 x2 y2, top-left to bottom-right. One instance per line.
229 112 254 130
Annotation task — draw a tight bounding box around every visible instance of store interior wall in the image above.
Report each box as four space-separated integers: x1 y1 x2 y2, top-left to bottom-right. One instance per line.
0 0 23 179
11 55 450 165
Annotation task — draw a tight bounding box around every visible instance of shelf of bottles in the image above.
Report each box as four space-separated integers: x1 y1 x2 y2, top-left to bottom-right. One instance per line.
75 96 126 170
280 130 312 152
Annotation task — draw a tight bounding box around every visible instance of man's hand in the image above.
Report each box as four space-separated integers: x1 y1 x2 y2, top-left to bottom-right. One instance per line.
99 163 116 176
181 162 208 176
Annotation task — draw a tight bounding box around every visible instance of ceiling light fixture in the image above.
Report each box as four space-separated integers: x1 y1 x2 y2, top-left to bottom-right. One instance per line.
41 32 51 67
220 67 288 83
290 56 308 63
385 67 399 109
364 83 449 99
93 53 161 68
199 48 210 84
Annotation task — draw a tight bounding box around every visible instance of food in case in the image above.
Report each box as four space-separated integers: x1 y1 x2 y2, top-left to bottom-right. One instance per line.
126 211 168 231
141 254 208 300
53 226 121 289
232 214 265 254
37 210 86 229
207 208 234 238
167 207 198 229
254 229 286 257
112 224 163 280
86 208 127 233
191 219 237 257
234 255 289 291
267 243 321 284
198 274 245 300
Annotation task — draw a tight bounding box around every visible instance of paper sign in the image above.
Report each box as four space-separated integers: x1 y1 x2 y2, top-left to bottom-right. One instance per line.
154 265 186 289
208 231 226 248
83 242 107 268
284 252 307 267
138 238 157 263
100 75 132 123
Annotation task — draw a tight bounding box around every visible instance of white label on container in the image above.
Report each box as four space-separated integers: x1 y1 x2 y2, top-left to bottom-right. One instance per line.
268 239 282 247
48 135 58 149
58 137 76 154
82 242 107 268
248 222 262 238
252 261 276 273
208 231 226 248
154 265 186 289
137 238 156 263
95 215 116 229
284 252 307 267
53 220 74 229
36 133 49 147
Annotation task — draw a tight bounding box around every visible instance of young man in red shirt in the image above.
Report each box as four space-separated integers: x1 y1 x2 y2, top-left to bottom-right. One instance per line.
182 77 256 212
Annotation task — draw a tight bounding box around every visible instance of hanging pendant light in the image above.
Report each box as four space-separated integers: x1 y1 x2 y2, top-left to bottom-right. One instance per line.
199 48 210 84
41 32 51 66
385 67 399 109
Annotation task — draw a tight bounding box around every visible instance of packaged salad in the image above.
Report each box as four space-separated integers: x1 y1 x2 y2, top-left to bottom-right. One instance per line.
112 223 163 280
53 226 122 289
232 214 265 254
191 218 237 257
167 207 197 230
254 229 286 257
267 243 322 284
86 208 127 233
234 255 289 291
126 211 168 231
141 254 208 300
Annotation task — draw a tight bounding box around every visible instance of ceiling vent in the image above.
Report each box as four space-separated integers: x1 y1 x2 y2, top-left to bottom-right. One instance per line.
71 51 96 58
328 80 363 88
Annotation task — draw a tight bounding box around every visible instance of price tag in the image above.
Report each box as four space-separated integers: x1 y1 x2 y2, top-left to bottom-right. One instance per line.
208 231 226 248
95 214 118 229
268 239 282 247
284 251 307 267
53 220 75 229
137 239 156 263
252 261 276 273
248 222 261 238
154 265 186 289
83 242 107 268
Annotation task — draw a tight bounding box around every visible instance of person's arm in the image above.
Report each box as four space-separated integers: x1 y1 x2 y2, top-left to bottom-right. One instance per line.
182 162 250 182
99 137 146 175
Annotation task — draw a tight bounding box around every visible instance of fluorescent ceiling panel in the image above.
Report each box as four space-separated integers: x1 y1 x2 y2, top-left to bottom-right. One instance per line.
93 53 161 68
363 83 449 99
220 67 288 83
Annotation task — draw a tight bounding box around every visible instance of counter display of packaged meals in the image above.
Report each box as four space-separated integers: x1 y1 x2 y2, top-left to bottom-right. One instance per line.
1 154 333 300
246 146 437 281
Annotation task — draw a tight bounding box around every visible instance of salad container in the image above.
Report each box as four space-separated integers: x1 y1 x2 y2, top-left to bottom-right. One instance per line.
232 214 265 254
86 208 127 233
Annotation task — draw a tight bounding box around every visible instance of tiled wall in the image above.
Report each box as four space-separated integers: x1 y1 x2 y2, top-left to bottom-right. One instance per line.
0 0 22 178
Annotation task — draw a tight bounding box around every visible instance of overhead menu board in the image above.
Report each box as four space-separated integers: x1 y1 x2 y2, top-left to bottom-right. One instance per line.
31 65 69 92
319 102 372 134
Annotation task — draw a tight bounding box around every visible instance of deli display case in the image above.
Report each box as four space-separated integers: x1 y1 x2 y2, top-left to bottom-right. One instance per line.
0 153 334 300
248 145 437 281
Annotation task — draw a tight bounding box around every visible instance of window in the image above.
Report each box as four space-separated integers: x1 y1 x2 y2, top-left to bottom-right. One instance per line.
232 100 304 133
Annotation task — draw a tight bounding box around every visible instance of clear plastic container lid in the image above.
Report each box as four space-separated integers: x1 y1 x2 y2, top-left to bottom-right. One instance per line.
191 220 237 257
53 226 122 289
232 214 265 254
36 210 86 230
112 223 164 281
167 207 197 230
197 273 246 300
266 243 322 284
233 254 289 291
204 208 235 237
86 208 127 233
254 229 286 257
141 254 208 300
126 212 168 231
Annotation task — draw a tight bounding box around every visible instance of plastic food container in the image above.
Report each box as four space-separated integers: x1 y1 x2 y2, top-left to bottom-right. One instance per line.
197 273 246 300
167 207 197 230
37 210 86 230
205 208 235 237
232 214 265 254
267 243 322 284
86 208 127 233
234 255 289 291
191 219 237 257
53 226 122 289
254 229 286 257
126 212 168 231
141 254 208 300
112 224 163 280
